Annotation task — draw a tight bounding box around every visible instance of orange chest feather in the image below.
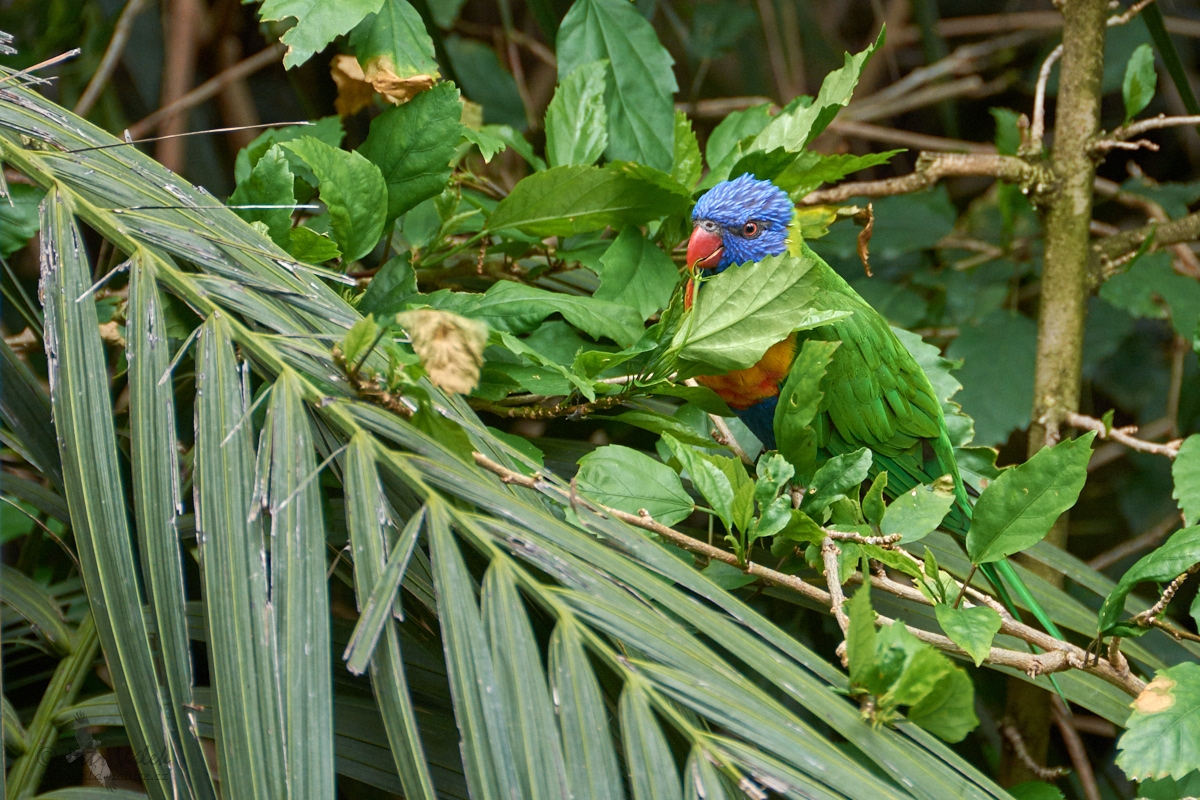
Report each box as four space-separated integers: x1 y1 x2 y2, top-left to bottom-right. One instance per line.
694 334 796 409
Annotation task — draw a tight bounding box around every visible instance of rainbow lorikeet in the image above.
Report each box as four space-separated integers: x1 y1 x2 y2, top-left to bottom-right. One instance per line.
683 175 1064 641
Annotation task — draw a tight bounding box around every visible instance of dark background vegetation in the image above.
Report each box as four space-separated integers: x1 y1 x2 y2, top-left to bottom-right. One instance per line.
4 1 1200 797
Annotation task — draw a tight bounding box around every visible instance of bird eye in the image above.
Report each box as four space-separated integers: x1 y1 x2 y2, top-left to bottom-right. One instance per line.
742 221 760 238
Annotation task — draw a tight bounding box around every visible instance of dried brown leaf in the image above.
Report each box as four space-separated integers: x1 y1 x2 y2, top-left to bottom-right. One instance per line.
396 309 487 395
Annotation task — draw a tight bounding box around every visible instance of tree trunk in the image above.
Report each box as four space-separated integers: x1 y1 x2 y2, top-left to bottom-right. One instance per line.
1000 0 1108 785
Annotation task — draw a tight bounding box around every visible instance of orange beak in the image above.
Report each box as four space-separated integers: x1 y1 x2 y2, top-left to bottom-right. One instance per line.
687 225 724 270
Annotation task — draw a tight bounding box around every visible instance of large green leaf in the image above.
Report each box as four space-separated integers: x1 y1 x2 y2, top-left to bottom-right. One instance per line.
195 316 287 800
1097 526 1200 637
545 60 610 168
431 280 643 347
594 226 678 320
749 29 883 155
966 432 1096 564
575 445 694 526
40 192 185 800
283 137 387 261
257 0 385 68
881 480 955 544
674 252 851 372
1117 663 1200 781
265 370 336 800
126 258 218 800
348 0 440 81
343 439 438 799
486 163 691 237
557 0 677 171
358 82 463 222
229 144 295 248
1172 434 1200 525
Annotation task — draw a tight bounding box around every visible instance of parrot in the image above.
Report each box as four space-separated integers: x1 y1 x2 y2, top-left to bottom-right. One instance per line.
682 174 1065 643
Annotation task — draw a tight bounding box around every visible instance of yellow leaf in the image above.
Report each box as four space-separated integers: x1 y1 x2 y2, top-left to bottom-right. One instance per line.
396 309 488 395
330 54 377 117
330 54 437 117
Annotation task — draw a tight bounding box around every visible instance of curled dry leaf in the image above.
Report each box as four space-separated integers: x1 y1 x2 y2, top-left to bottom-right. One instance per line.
330 54 436 117
396 309 488 395
854 202 874 278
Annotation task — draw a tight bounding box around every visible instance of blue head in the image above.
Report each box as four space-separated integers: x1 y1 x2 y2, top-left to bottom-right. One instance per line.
687 174 794 272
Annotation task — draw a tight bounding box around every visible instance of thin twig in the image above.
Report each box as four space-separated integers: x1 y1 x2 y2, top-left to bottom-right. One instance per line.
1107 0 1156 28
683 378 753 466
1132 564 1200 627
1066 411 1182 459
827 119 998 154
1052 698 1100 800
826 529 902 547
471 452 1146 696
1105 113 1200 142
1029 44 1063 154
74 0 152 117
1087 513 1178 570
127 42 285 139
822 538 851 635
155 0 203 173
1000 718 1070 781
800 152 1044 206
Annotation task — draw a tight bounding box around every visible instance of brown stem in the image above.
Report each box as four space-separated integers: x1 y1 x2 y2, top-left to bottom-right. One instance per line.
471 452 1147 696
1065 411 1182 459
154 0 203 173
1006 0 1110 785
74 0 153 117
799 152 1045 205
129 42 285 140
1087 513 1179 570
1052 699 1101 800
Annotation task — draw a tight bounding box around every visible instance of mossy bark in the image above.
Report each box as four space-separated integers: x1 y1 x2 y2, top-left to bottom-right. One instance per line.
1001 0 1109 785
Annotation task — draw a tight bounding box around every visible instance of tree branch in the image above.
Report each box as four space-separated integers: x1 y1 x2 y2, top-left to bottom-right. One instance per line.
74 0 153 117
1091 209 1200 284
470 452 1147 696
798 152 1046 205
1066 412 1182 458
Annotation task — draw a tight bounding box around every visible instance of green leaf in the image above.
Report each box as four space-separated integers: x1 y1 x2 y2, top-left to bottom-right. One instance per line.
620 684 685 800
348 0 440 85
594 227 678 320
431 280 644 347
845 583 879 690
358 254 418 315
1006 783 1065 800
1100 250 1200 340
288 225 341 263
545 60 610 168
342 314 381 366
966 432 1096 564
671 112 702 189
229 144 295 248
863 472 887 527
662 434 735 530
487 163 690 237
575 445 694 526
444 36 527 128
801 448 872 516
257 0 385 69
749 30 883 155
776 150 904 199
880 479 955 543
557 0 677 172
905 667 979 743
1098 526 1200 636
1117 662 1200 781
702 103 772 184
775 339 840 477
1123 43 1157 123
1172 434 1200 525
0 183 43 257
887 646 953 708
549 621 625 800
943 310 1037 447
754 452 795 508
236 117 345 185
933 603 1001 667
675 253 851 372
612 409 712 448
282 137 387 261
358 82 463 223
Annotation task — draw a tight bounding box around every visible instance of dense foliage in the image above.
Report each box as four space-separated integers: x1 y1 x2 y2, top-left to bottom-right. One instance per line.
3 1 1200 799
